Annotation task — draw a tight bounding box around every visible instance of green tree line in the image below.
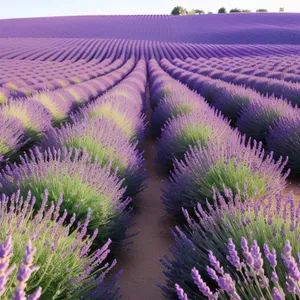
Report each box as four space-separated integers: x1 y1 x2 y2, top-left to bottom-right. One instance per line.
171 6 285 15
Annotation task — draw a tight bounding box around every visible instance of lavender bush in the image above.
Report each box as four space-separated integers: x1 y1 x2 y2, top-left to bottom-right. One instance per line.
0 99 52 141
176 238 300 300
151 90 208 138
161 189 299 299
156 111 236 172
42 117 146 197
237 96 299 144
162 136 288 217
0 190 120 299
0 147 131 246
81 96 146 143
266 115 300 175
0 236 42 299
0 117 26 162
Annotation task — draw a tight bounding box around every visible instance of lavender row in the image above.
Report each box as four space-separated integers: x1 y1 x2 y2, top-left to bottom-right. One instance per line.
190 57 300 84
0 60 147 299
0 58 109 85
1 38 300 62
197 55 300 77
147 60 292 299
149 58 287 217
175 58 300 107
161 58 300 175
166 191 300 300
0 57 123 103
0 58 135 163
151 64 300 299
0 190 121 299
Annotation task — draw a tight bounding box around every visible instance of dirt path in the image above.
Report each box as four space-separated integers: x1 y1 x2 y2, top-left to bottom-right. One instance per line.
284 178 300 202
117 91 175 300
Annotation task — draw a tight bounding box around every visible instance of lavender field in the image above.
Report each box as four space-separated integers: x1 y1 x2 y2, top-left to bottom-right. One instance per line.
0 12 300 300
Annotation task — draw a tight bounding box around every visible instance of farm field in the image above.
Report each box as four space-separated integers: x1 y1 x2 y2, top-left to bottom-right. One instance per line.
0 12 300 300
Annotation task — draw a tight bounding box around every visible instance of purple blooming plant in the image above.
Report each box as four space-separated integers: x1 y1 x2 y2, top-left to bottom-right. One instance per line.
161 189 300 299
148 59 183 109
177 238 300 300
151 89 208 138
42 117 146 197
0 87 9 104
266 115 300 174
0 147 131 246
156 110 237 172
0 99 52 142
0 236 42 300
150 80 183 109
79 95 146 143
30 91 75 125
237 95 299 144
0 190 120 299
162 135 288 217
0 116 26 162
212 84 260 124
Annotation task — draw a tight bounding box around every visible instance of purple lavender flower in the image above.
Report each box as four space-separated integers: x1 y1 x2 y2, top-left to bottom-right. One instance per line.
175 284 188 300
250 240 264 274
156 109 237 172
79 95 146 143
0 147 131 245
206 266 219 281
191 268 216 298
12 240 40 300
217 274 240 299
263 244 277 268
42 117 146 197
226 238 241 270
267 115 300 175
0 236 15 296
237 95 298 144
151 88 207 138
0 116 26 160
271 271 279 283
272 287 285 300
161 187 300 299
162 135 287 216
0 236 42 299
0 190 120 299
208 251 224 275
282 240 300 282
0 99 52 140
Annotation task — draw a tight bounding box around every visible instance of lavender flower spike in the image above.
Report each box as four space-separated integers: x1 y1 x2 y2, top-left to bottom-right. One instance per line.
191 268 216 299
0 236 15 297
12 240 40 300
208 251 224 275
217 274 241 300
175 284 188 300
241 237 254 269
272 287 285 300
226 238 241 270
282 240 300 282
250 240 264 274
271 271 279 283
264 244 277 268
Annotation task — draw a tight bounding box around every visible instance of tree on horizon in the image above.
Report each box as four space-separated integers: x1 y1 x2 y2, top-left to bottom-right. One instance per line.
230 8 242 13
218 7 227 13
171 6 185 15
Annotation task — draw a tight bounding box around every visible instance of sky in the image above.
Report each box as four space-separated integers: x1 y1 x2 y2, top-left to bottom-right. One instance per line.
0 0 299 19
